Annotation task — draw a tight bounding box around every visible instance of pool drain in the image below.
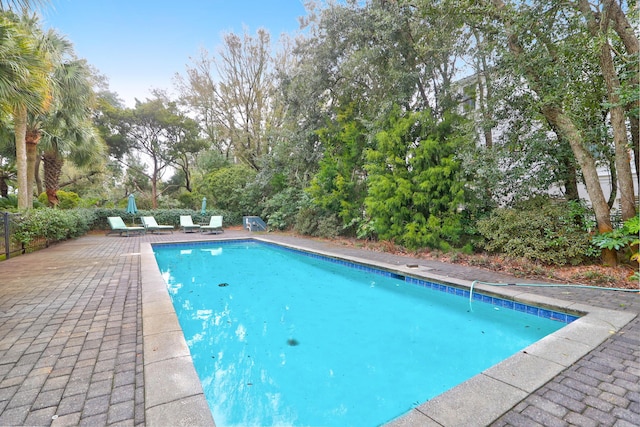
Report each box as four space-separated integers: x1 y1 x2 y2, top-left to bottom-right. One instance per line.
218 282 229 287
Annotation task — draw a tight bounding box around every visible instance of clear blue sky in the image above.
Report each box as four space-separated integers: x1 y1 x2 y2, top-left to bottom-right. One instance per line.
40 0 308 106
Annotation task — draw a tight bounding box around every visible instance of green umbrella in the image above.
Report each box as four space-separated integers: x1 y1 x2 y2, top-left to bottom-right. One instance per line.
126 194 138 225
201 197 207 216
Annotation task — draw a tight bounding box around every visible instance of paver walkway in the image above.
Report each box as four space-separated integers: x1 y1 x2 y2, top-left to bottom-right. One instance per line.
0 231 637 426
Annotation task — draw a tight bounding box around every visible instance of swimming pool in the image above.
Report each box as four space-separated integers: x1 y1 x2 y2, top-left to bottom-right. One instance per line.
153 240 575 427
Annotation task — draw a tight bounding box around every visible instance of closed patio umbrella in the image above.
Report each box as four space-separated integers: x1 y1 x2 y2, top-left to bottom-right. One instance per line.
201 197 207 216
126 194 138 225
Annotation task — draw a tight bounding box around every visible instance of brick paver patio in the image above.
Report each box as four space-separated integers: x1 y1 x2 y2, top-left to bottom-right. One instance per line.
0 230 638 426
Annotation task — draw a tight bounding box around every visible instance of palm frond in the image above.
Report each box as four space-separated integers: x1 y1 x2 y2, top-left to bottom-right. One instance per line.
0 1 47 12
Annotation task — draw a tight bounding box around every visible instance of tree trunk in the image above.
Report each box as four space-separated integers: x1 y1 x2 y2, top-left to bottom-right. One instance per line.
152 159 159 209
629 113 639 188
598 36 636 221
562 154 580 202
25 128 41 203
546 120 580 201
606 154 618 210
35 154 42 196
0 178 7 198
14 105 29 209
543 106 617 265
606 0 640 211
606 0 640 208
43 149 64 207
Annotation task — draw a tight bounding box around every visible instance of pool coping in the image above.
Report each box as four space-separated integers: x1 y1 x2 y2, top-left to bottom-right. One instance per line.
140 237 636 427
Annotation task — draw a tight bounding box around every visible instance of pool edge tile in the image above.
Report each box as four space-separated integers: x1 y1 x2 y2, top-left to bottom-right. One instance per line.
141 243 215 427
412 374 528 427
146 393 215 427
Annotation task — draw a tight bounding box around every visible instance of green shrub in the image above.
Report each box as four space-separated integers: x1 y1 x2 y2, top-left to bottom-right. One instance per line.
476 198 596 265
262 187 305 231
591 214 640 267
37 190 81 209
0 195 17 210
200 165 259 214
316 214 341 238
12 208 96 245
294 206 322 236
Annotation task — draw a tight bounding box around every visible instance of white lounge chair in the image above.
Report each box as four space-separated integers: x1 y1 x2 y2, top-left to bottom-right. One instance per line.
180 215 201 233
201 215 224 234
141 216 174 234
107 216 145 237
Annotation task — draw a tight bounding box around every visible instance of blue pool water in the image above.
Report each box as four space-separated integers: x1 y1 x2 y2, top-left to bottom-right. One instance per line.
153 241 569 427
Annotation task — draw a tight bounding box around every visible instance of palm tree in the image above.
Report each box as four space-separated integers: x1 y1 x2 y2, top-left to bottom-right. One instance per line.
29 40 104 206
4 15 100 208
0 159 16 197
22 25 68 206
0 11 49 209
41 114 103 207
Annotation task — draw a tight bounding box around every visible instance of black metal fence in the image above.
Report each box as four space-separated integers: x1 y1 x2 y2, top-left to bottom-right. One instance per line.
1 212 48 260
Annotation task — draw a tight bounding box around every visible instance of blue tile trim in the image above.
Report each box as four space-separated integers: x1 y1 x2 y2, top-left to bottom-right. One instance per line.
151 239 579 324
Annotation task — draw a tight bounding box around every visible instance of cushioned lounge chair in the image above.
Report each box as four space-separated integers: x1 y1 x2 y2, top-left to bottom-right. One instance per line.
107 216 145 237
200 215 224 234
180 215 201 233
141 216 174 234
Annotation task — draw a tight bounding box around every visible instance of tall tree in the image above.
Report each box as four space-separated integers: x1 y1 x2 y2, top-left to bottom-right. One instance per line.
2 14 97 209
174 49 227 157
574 0 637 222
30 45 102 206
0 11 49 209
105 96 202 208
287 0 469 234
307 103 370 233
365 107 467 249
176 28 282 170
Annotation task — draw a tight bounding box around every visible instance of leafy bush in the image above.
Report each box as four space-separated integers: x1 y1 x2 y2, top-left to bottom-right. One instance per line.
0 195 17 210
292 202 338 238
591 215 639 250
200 165 259 215
294 205 322 236
592 214 640 269
364 108 467 250
12 208 96 245
476 197 596 265
262 187 306 230
37 190 81 209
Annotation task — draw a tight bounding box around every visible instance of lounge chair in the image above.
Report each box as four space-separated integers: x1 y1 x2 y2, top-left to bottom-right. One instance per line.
107 216 145 237
180 215 201 233
201 215 224 234
141 216 174 234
